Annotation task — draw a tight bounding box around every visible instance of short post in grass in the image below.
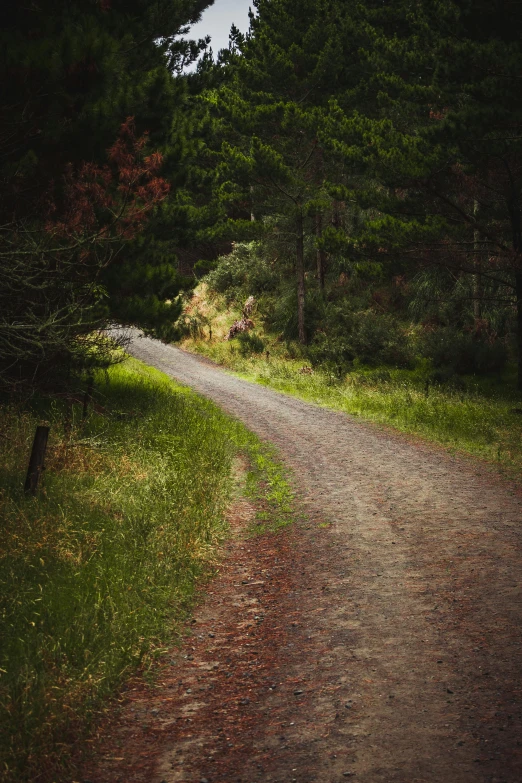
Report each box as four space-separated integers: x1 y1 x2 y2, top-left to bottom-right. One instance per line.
24 425 50 495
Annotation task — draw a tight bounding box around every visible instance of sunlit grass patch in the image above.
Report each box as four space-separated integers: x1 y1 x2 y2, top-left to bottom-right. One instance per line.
252 359 522 472
243 442 297 534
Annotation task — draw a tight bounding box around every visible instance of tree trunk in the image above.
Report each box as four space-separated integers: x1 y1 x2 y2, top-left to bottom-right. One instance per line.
24 426 50 495
473 200 482 322
516 272 522 392
315 213 326 292
509 191 522 390
296 211 306 344
332 200 341 230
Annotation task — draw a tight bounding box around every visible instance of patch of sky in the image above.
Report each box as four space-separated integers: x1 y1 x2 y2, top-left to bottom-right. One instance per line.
188 0 253 65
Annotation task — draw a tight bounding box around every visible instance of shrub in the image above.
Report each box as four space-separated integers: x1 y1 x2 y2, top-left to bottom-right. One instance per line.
307 333 354 376
308 306 413 371
175 311 209 340
263 286 325 343
418 326 507 375
347 311 412 367
205 243 278 300
237 331 266 356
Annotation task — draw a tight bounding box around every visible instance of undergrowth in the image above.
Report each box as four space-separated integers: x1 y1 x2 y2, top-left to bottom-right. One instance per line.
181 290 522 476
0 357 293 782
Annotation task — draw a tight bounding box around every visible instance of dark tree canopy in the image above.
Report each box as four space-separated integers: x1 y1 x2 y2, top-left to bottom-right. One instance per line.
0 0 214 393
3 0 522 393
195 0 522 384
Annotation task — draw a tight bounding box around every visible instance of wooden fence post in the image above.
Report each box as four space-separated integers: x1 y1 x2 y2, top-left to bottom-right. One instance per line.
24 426 50 495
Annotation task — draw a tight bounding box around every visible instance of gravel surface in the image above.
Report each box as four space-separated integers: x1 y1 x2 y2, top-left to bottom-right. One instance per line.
92 330 522 783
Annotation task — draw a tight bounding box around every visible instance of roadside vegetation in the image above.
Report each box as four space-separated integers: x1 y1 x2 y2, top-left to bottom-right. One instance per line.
180 279 522 476
0 358 292 782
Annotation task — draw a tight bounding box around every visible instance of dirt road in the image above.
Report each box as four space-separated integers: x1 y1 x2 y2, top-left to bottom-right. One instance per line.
82 331 522 783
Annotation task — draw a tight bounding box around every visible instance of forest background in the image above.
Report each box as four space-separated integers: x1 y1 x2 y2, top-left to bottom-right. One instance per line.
2 0 522 780
2 0 522 396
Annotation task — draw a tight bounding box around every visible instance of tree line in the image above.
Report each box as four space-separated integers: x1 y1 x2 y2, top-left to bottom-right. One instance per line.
0 0 213 395
2 0 522 395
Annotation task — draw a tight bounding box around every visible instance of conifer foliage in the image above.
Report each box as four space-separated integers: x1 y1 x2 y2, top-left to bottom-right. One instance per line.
205 0 522 385
3 0 522 391
0 0 213 393
211 0 348 343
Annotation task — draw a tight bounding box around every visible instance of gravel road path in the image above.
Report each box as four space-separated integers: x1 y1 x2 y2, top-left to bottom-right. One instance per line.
101 331 522 783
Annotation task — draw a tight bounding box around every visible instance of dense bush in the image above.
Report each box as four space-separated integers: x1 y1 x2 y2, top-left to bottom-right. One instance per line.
307 334 354 375
237 331 266 356
418 326 507 375
347 311 413 367
175 310 210 340
204 245 510 380
308 307 412 372
205 242 278 301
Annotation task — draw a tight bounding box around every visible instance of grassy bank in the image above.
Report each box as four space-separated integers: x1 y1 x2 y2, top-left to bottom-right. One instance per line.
181 290 522 476
0 357 291 782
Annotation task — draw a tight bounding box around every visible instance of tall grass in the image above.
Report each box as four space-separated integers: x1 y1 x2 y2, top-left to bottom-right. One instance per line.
0 358 265 782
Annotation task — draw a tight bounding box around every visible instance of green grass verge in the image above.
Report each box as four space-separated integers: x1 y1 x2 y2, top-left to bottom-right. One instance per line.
243 443 297 534
0 357 294 782
183 335 522 477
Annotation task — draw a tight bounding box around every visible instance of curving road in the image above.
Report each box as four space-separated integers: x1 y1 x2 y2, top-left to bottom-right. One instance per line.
123 329 522 783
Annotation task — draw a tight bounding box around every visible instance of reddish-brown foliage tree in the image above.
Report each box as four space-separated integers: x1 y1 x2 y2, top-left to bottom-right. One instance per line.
0 119 170 393
47 118 170 247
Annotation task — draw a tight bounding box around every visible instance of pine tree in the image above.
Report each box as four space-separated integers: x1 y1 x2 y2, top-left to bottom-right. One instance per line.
318 0 522 383
209 0 348 343
0 0 214 391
